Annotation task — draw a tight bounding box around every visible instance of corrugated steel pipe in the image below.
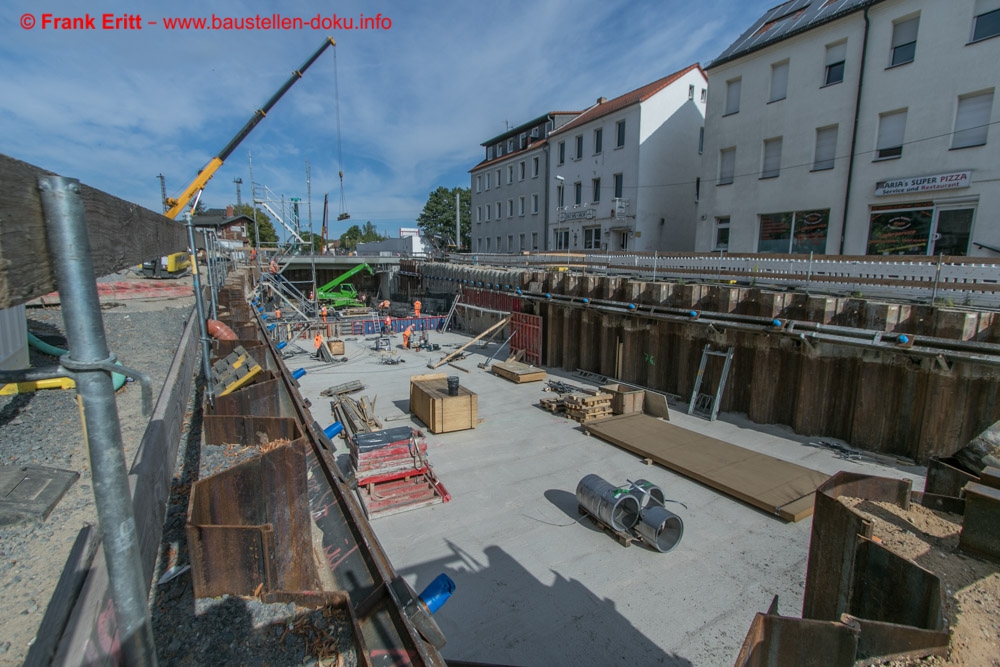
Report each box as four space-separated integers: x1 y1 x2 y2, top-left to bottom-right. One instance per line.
576 474 641 533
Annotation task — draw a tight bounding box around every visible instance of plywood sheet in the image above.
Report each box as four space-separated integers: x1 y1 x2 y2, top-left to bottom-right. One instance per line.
492 360 547 384
585 414 828 521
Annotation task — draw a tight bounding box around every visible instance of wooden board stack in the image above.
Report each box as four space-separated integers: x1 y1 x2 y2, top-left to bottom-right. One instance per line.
563 393 613 423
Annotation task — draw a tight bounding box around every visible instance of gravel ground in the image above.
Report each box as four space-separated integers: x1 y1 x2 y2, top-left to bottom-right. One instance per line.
2 279 357 666
0 299 191 664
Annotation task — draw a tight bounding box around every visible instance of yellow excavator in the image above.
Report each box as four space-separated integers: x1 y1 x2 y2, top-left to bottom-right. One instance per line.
143 37 337 277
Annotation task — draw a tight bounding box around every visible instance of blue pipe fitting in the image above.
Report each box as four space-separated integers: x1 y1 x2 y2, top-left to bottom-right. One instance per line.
418 573 456 615
324 422 344 439
292 368 306 380
276 341 288 350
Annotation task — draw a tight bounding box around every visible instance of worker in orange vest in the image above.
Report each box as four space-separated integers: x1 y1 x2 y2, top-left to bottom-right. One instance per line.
382 314 391 335
314 332 324 358
321 304 328 323
379 300 390 314
402 324 414 349
413 300 422 318
249 248 257 262
275 308 282 320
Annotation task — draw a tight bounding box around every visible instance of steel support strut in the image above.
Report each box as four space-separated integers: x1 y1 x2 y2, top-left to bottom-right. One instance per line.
37 175 158 666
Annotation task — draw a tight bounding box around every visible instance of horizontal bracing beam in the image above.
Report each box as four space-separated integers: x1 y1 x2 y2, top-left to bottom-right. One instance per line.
0 152 189 308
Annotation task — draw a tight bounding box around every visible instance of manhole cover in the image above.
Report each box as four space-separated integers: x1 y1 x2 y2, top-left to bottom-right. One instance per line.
0 465 79 525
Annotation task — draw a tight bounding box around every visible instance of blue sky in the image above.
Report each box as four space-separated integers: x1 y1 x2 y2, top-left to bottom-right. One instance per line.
1 0 777 241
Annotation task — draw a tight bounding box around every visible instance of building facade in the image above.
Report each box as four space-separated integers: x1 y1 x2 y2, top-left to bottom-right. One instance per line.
470 112 580 254
696 0 1000 257
547 64 707 253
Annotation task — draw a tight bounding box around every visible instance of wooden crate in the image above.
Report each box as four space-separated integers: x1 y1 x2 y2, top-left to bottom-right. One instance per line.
601 383 645 415
325 339 346 356
409 373 478 434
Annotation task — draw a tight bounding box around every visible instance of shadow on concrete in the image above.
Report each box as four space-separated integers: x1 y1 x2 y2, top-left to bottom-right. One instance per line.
541 489 602 535
396 540 693 667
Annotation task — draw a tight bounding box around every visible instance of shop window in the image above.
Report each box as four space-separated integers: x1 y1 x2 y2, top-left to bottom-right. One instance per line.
583 227 601 249
758 209 829 254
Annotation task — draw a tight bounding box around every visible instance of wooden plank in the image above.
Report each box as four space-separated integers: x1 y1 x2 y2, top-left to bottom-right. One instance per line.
585 414 828 522
491 360 547 384
429 316 510 369
0 152 189 309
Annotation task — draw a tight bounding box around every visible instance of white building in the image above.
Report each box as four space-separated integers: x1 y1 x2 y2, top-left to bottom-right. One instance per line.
547 63 707 253
696 0 1000 257
470 112 581 254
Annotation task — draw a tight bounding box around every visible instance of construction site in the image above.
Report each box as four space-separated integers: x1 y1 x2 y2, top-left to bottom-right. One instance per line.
2 38 1000 667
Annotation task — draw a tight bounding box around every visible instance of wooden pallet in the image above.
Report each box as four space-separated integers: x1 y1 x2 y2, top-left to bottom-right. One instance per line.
563 392 612 408
579 504 634 548
491 360 547 384
567 408 613 424
539 397 566 414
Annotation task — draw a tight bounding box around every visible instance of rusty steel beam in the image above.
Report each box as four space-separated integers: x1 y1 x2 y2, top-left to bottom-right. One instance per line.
959 482 1000 561
925 457 979 497
735 596 859 667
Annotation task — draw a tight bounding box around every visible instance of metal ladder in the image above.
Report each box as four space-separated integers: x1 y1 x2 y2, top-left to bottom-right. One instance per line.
687 345 734 422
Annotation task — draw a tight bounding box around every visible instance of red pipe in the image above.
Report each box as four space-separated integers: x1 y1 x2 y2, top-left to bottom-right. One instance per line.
206 319 238 341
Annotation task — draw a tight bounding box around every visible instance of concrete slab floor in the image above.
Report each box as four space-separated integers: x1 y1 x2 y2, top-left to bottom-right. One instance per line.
290 328 925 667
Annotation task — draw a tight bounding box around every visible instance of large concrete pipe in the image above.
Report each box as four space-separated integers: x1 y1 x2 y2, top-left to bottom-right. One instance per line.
576 474 641 533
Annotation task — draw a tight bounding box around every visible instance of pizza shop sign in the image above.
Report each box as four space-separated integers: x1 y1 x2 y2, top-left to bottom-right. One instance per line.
875 171 971 197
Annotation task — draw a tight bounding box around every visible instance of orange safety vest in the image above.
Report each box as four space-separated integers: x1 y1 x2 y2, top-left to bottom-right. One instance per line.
275 309 282 319
314 333 323 349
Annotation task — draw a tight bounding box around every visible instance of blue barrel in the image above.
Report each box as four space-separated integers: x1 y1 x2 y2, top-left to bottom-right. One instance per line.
324 422 344 439
418 573 456 614
292 368 306 380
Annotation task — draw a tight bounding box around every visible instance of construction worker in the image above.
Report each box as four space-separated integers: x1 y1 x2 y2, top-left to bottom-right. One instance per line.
249 248 257 262
402 324 414 349
269 258 279 274
379 299 390 315
321 304 328 323
275 308 282 320
413 300 422 318
314 332 324 358
382 314 391 335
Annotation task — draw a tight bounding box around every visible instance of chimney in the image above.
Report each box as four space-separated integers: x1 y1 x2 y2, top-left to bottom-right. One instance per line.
597 97 607 104
226 205 234 217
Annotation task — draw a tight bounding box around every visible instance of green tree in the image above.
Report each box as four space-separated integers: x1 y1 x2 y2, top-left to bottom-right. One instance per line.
233 203 278 245
417 186 470 251
338 221 385 252
298 230 325 253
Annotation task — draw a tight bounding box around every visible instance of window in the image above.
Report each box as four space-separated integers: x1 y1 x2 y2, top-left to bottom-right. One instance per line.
495 169 501 188
477 238 483 252
715 217 730 250
575 135 584 159
486 237 492 252
508 165 514 184
952 90 994 148
558 141 566 164
825 41 846 85
701 88 707 102
507 199 514 218
574 182 582 205
497 144 503 158
613 173 623 199
761 138 783 178
487 146 494 160
519 132 526 149
616 120 626 147
557 185 564 208
507 235 513 251
725 78 742 114
594 128 603 154
770 61 789 102
973 0 1000 41
495 202 501 220
519 233 525 251
532 194 539 214
485 172 491 190
518 196 525 216
555 229 569 250
485 204 491 221
519 161 526 180
876 109 907 159
759 210 830 253
508 138 514 152
532 156 539 177
476 206 482 222
719 148 736 185
531 232 538 250
592 178 601 203
584 227 601 249
698 127 704 154
890 16 919 67
813 125 838 170
476 175 482 193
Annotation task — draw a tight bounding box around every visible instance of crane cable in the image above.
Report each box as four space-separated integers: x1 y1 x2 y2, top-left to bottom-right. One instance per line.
333 44 350 221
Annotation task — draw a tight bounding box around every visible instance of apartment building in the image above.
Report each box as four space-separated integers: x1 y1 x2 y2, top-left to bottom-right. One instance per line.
548 63 707 253
470 112 580 254
696 0 1000 257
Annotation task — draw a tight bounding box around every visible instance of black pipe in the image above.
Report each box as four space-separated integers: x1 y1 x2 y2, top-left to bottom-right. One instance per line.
840 4 872 254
